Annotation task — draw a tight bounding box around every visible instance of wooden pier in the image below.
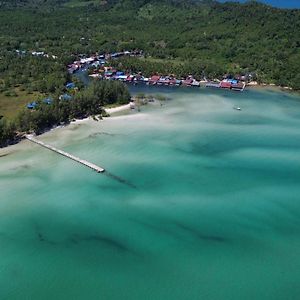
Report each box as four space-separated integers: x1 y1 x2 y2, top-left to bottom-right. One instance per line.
26 135 105 173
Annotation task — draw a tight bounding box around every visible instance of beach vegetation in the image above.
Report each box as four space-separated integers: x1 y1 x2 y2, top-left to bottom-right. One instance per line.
0 80 130 144
0 118 16 147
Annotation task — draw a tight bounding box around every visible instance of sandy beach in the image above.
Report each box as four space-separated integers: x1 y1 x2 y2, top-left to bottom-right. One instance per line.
0 101 136 155
104 102 134 115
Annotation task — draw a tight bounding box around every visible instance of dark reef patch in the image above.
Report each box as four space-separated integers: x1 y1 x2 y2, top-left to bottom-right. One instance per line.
132 218 182 240
88 132 117 138
32 221 57 245
69 233 131 253
132 218 229 245
174 222 228 243
10 164 31 172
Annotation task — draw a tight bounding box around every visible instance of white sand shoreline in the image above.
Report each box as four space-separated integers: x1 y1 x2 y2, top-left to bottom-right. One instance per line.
104 102 134 114
43 101 134 133
0 101 137 155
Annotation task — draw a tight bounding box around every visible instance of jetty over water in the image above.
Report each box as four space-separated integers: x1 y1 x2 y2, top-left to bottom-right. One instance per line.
26 135 105 173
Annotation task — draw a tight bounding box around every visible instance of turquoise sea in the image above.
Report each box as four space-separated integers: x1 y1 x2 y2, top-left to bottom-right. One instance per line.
1 87 300 300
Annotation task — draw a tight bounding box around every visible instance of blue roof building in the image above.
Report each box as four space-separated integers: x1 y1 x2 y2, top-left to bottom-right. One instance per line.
43 97 53 105
59 94 72 101
104 71 113 76
27 102 38 109
66 82 76 89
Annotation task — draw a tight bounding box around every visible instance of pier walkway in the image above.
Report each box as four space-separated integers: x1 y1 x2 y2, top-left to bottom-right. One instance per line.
26 135 105 173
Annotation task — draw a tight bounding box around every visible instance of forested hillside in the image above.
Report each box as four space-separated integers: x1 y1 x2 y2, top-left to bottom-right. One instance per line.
0 0 299 89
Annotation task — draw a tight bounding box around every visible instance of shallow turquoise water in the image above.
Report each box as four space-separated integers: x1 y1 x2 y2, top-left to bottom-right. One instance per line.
1 87 300 300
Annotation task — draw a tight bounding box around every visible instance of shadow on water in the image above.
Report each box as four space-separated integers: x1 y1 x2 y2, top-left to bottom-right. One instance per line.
104 171 138 189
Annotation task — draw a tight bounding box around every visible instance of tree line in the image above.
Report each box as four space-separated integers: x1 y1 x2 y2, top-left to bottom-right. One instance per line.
0 80 131 147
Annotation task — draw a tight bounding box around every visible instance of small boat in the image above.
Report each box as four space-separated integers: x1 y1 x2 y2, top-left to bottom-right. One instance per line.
130 102 136 109
233 106 241 111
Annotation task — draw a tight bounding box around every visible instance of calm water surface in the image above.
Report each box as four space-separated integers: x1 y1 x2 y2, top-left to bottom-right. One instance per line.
1 87 300 300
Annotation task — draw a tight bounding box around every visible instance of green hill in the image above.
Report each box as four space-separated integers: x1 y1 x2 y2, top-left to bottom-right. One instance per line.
0 0 299 89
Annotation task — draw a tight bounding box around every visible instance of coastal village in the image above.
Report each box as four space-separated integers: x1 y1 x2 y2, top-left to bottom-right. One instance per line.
25 49 254 110
68 50 247 91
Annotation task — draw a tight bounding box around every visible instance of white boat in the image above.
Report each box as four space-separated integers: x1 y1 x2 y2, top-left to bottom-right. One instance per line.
233 106 241 111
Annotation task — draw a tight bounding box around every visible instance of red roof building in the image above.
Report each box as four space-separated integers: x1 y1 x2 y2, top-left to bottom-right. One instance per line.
126 75 134 82
169 78 177 86
182 78 194 86
149 75 161 84
220 81 232 89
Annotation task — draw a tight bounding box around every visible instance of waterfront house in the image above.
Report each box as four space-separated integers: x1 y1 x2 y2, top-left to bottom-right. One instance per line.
149 75 160 85
182 77 194 86
169 78 177 86
158 77 172 85
206 81 220 88
135 74 144 82
104 71 114 78
175 79 181 86
191 80 200 87
231 82 245 91
104 66 116 73
116 75 128 81
126 75 135 82
158 77 166 85
220 79 232 89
